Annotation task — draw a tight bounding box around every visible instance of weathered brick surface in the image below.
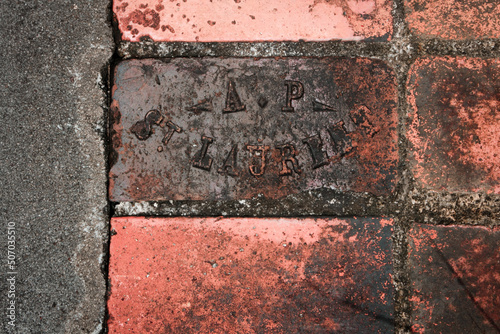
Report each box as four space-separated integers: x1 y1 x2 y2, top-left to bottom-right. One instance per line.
407 57 500 193
409 224 500 333
108 217 394 333
113 0 393 42
405 0 500 39
109 58 398 201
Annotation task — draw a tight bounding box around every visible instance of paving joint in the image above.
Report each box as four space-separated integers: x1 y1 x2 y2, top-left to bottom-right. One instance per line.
101 0 125 330
100 58 112 334
117 39 500 59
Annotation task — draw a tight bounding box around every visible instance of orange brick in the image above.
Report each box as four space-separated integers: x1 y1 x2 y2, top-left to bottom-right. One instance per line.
108 217 394 333
407 57 500 193
113 0 393 42
405 0 500 39
409 224 500 333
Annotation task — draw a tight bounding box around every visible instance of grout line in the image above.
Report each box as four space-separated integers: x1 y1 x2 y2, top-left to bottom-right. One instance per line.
102 0 124 332
391 0 412 326
392 218 411 333
111 194 500 223
100 59 112 334
116 39 500 59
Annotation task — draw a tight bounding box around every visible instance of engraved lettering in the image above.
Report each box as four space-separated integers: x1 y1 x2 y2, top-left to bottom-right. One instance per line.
276 144 301 176
282 80 304 112
350 105 379 137
312 99 337 112
162 121 183 146
328 121 353 157
186 97 213 113
192 136 214 171
218 144 239 177
246 145 270 176
130 110 163 140
302 134 329 169
223 80 245 113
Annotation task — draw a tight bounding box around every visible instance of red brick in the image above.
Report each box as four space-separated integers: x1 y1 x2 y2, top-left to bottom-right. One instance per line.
108 217 394 333
407 57 500 193
113 0 393 42
409 224 500 333
405 0 500 39
109 58 398 201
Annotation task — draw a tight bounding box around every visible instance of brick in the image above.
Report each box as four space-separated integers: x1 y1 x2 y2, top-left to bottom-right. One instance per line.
108 217 394 333
113 0 393 42
407 57 500 193
109 58 398 201
409 224 500 333
405 0 500 39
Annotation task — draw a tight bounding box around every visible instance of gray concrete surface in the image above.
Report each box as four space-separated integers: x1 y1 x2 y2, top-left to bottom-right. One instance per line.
0 1 112 333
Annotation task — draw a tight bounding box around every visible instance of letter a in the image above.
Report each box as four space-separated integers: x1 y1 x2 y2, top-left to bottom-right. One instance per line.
218 144 239 176
223 80 245 113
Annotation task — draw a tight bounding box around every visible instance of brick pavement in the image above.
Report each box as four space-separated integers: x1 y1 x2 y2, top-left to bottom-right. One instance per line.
407 57 499 194
113 0 393 42
409 224 500 333
109 57 398 201
108 217 394 333
405 0 500 39
106 1 500 333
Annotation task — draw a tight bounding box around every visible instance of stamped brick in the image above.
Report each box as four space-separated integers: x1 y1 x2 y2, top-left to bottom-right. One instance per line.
109 58 398 201
405 0 500 39
409 224 500 333
407 57 500 193
113 0 393 42
108 217 394 333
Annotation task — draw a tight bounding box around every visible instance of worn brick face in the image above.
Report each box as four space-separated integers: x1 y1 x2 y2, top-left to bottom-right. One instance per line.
407 57 500 193
113 0 393 42
405 0 500 39
108 217 394 333
109 58 398 201
409 224 500 333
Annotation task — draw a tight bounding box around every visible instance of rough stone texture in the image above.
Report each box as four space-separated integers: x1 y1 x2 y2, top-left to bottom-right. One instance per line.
113 0 393 42
108 217 394 333
406 190 500 225
407 57 500 194
409 223 500 333
113 189 399 217
0 1 113 333
405 0 500 40
110 58 398 201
